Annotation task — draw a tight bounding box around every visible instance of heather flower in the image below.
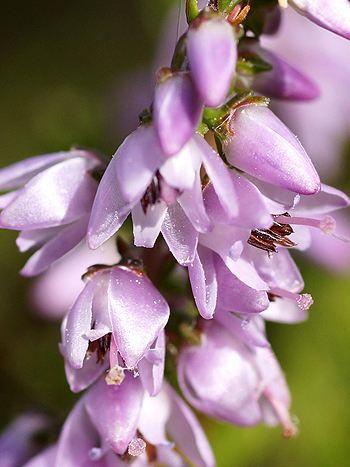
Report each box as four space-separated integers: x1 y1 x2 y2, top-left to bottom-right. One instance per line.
238 39 320 100
222 104 321 195
61 263 169 392
178 320 296 436
0 150 102 276
53 375 215 466
289 0 350 40
187 11 237 107
87 125 237 265
153 70 203 156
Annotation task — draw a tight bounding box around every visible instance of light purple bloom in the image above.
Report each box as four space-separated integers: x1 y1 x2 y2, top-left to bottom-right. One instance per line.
290 0 350 40
54 375 215 466
0 150 102 276
238 39 319 100
153 71 203 156
88 125 238 265
223 104 321 195
61 263 169 392
187 12 237 107
178 320 296 436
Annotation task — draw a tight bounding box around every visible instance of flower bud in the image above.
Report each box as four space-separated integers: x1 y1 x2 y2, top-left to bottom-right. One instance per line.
290 0 350 40
223 105 321 194
187 13 237 107
153 71 203 156
239 40 319 101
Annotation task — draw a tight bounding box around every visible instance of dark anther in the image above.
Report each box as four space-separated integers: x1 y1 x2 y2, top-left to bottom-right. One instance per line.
248 213 296 253
140 171 161 214
87 333 112 364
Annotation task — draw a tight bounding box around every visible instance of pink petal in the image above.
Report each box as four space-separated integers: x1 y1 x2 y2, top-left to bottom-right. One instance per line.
108 267 169 368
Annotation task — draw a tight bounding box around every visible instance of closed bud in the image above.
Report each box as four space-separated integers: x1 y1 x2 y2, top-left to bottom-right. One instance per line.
187 13 237 107
153 71 203 156
223 105 321 194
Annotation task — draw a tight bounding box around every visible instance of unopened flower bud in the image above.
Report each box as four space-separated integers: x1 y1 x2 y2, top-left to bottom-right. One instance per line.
223 105 321 194
187 13 237 107
153 71 203 156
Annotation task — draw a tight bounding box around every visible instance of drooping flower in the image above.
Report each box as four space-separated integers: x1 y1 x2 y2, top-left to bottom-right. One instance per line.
187 10 237 107
52 375 215 466
87 125 238 265
222 104 321 195
178 320 297 437
0 150 103 276
61 263 169 393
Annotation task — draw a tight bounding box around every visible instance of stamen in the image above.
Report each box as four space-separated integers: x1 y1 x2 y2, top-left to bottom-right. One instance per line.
87 333 112 364
248 214 296 253
263 388 298 439
269 287 313 311
128 438 146 457
140 171 161 214
274 214 336 235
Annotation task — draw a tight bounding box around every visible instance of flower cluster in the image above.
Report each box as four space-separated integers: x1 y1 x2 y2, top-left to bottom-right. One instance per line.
1 1 350 466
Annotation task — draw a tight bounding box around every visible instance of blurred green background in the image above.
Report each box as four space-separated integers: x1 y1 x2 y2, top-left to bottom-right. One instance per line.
0 1 349 466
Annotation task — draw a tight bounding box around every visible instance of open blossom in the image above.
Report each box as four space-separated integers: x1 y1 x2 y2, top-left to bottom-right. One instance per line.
0 150 102 276
61 263 169 392
87 124 237 264
178 320 296 437
187 11 237 107
223 104 321 195
47 375 215 467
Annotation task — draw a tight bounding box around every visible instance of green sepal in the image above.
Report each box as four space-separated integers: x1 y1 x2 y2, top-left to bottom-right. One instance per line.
138 108 152 125
186 0 199 23
237 55 273 75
